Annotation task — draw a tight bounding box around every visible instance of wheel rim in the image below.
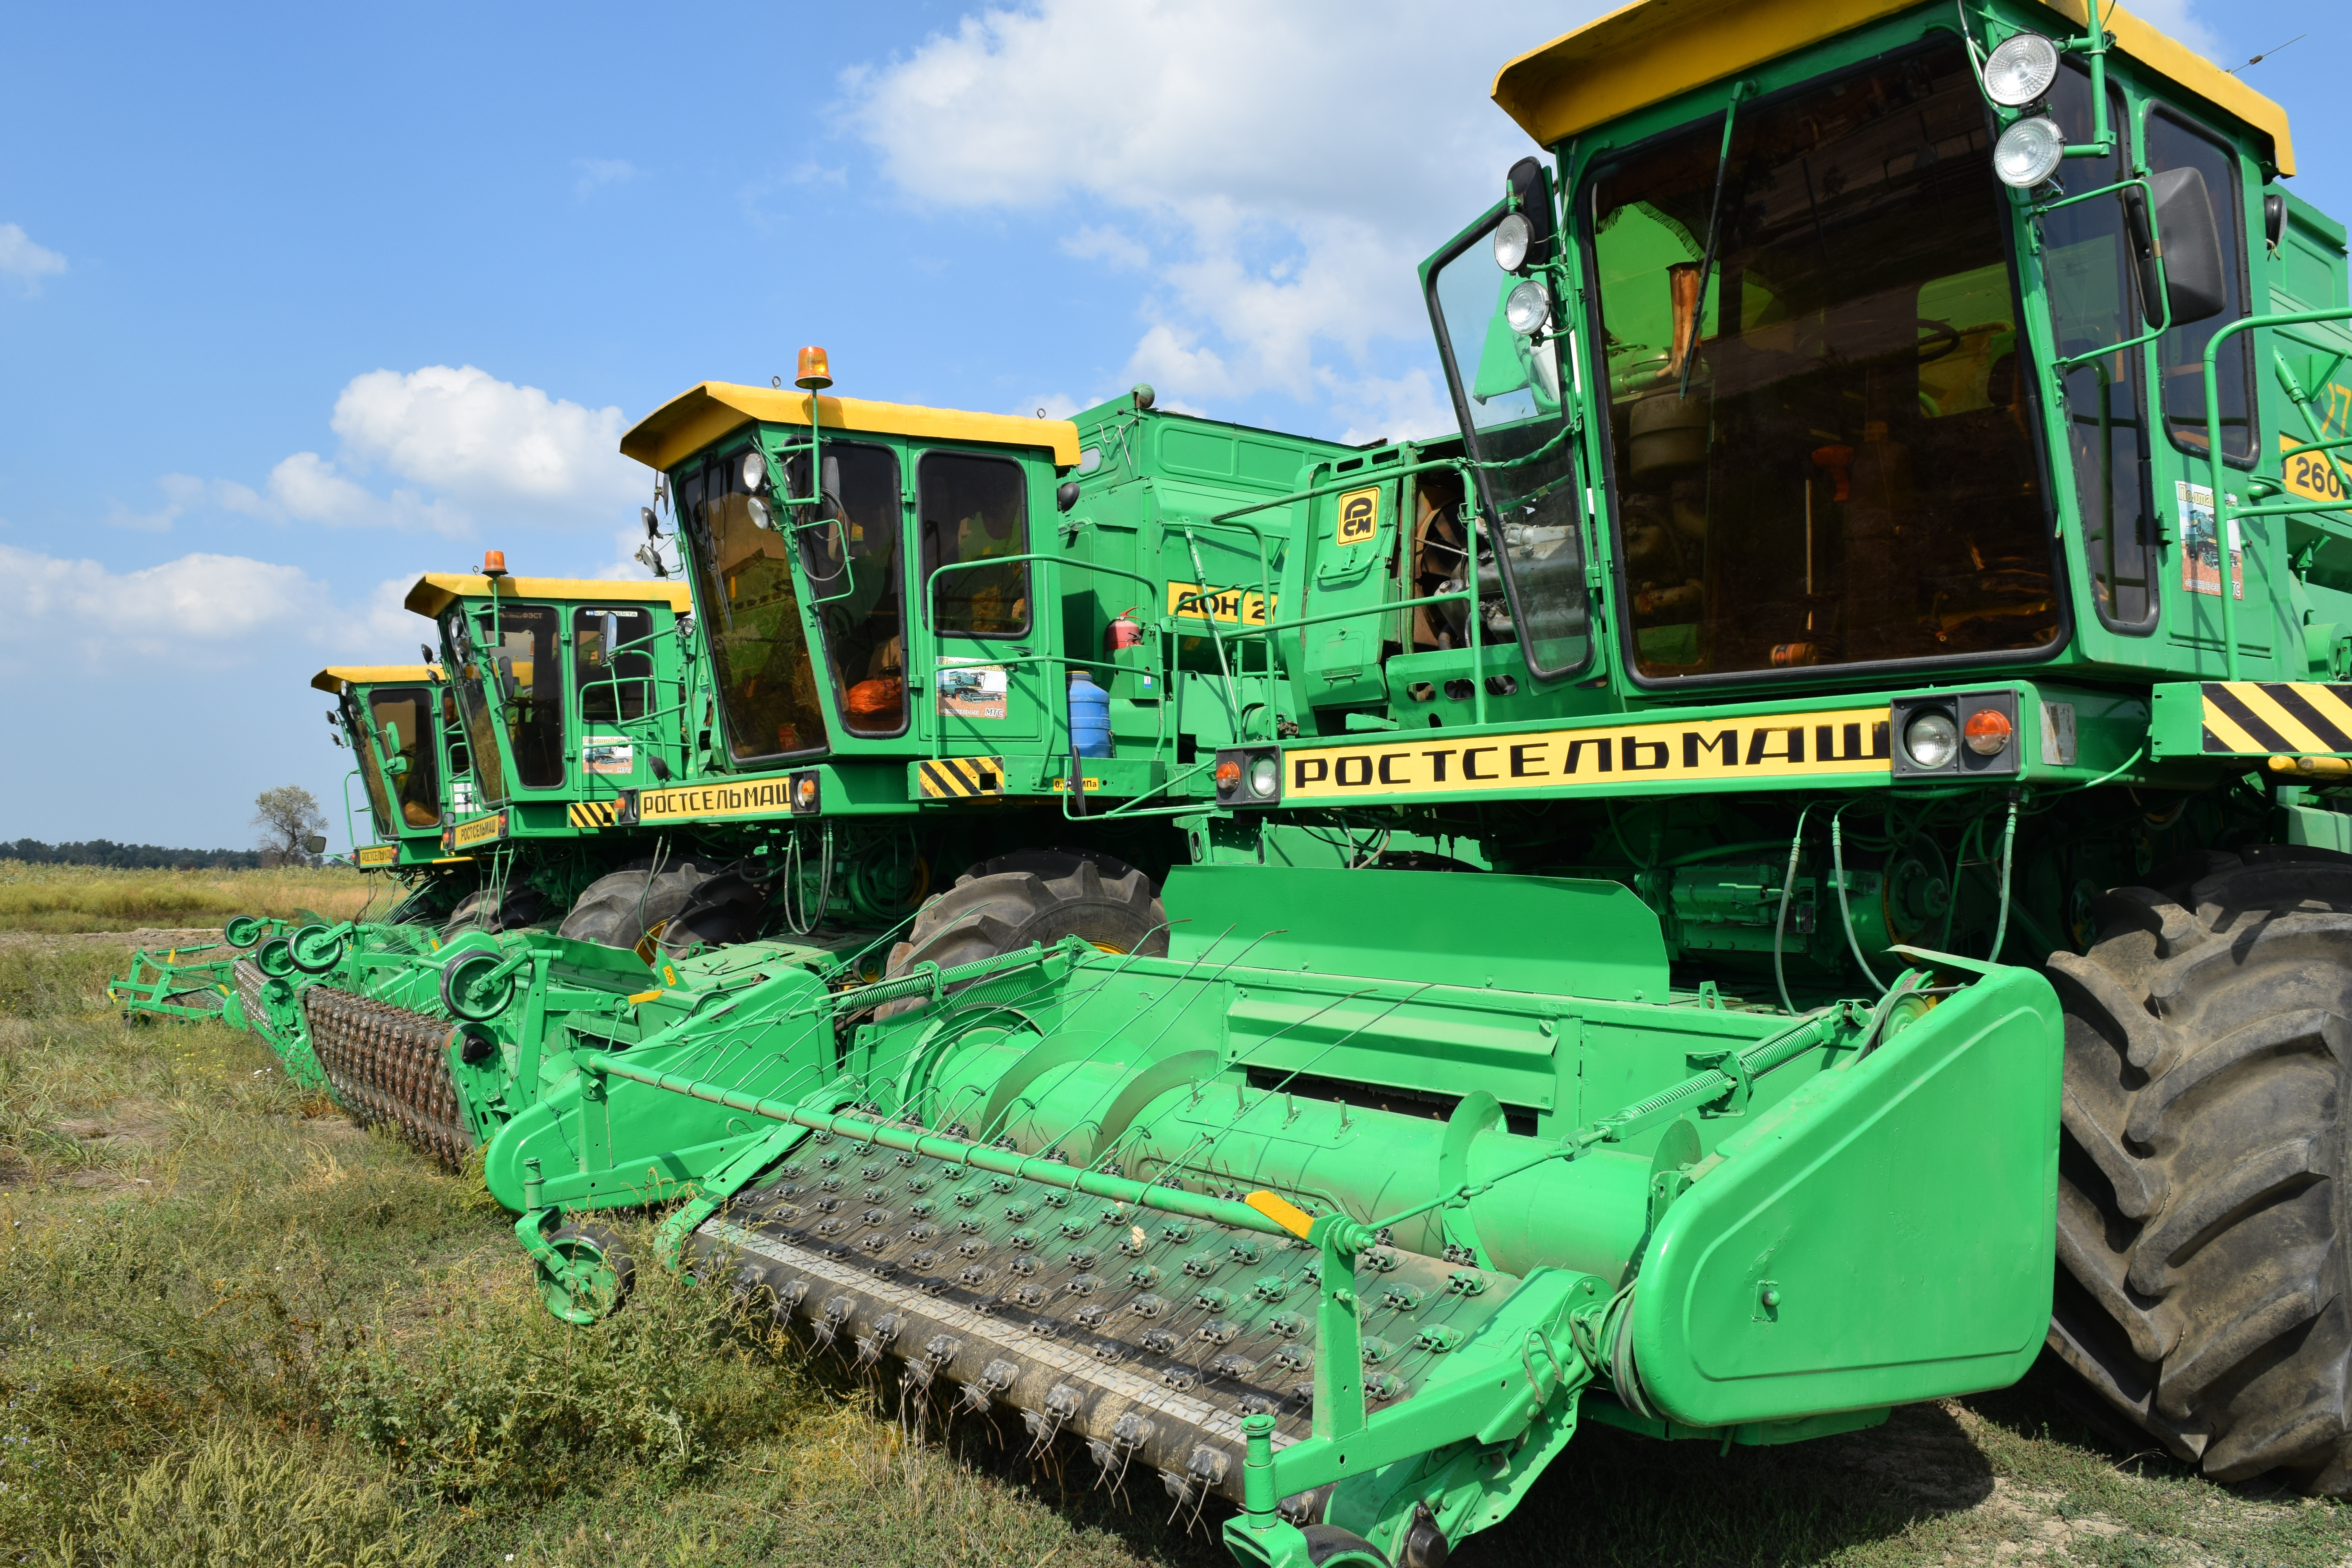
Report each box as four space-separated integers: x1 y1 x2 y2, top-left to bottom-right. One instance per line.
441 952 514 1023
287 924 345 974
256 939 297 978
539 1236 621 1325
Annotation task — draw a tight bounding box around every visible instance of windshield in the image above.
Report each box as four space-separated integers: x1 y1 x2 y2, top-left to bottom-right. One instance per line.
1586 44 2057 680
339 689 394 839
439 606 512 806
368 685 443 829
681 445 829 761
1427 211 1592 677
574 605 654 722
791 441 907 735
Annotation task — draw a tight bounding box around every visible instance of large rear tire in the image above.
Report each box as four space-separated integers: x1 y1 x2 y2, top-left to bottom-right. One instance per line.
2048 844 2352 1492
876 851 1167 1018
439 886 549 941
557 861 708 952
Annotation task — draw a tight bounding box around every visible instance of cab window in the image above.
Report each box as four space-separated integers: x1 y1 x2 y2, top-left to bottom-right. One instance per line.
1587 44 2056 679
681 449 829 761
2045 65 2157 631
368 686 443 828
791 442 908 735
2146 107 2255 464
920 453 1031 638
474 603 564 789
440 607 510 806
574 605 655 722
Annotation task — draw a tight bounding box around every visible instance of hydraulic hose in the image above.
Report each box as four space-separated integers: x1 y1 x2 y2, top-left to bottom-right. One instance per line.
1831 802 1889 995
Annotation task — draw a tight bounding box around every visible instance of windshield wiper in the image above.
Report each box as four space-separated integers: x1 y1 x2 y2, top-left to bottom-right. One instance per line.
1679 79 1754 401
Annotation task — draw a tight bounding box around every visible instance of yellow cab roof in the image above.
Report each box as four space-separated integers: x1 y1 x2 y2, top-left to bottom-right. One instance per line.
404 575 695 619
620 381 1082 473
311 664 441 695
1492 0 2294 174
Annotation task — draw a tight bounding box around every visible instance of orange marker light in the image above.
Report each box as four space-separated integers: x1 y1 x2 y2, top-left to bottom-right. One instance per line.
1964 708 2014 756
795 346 833 390
483 550 508 578
1214 759 1242 788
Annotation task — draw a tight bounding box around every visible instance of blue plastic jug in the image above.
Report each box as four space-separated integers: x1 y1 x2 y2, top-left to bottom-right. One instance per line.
1068 671 1113 758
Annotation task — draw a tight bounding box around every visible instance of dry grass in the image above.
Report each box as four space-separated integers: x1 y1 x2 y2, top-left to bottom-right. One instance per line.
0 860 379 933
3 938 2349 1566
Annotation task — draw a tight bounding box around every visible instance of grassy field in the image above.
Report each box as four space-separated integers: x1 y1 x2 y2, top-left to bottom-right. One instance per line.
4 937 2350 1566
0 861 379 933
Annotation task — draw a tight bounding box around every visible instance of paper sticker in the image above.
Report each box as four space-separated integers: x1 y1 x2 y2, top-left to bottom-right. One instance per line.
583 737 635 776
2177 481 2243 599
936 659 1009 720
1335 486 1379 548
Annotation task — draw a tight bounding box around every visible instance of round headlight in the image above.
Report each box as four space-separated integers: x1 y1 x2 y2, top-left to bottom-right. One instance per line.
1493 212 1532 273
1982 33 2060 107
1504 279 1552 336
1249 756 1279 799
745 495 773 530
1992 115 2065 189
740 452 769 493
1904 711 1960 770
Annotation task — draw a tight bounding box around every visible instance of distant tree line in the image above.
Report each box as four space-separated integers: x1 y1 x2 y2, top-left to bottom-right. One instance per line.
1 839 269 871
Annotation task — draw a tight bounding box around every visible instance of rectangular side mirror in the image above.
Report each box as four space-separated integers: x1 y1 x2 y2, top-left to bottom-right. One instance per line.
2128 166 2227 327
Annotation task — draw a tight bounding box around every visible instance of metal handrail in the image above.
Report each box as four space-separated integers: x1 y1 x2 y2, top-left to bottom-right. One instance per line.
2201 305 2352 677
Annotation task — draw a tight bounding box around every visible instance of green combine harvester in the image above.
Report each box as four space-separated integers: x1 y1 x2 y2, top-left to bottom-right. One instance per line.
133 0 2352 1557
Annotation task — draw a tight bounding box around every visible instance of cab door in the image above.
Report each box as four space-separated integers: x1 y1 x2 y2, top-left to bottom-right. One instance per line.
916 450 1046 748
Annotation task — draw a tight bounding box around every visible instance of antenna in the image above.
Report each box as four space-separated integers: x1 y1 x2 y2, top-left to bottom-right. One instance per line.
2227 33 2305 74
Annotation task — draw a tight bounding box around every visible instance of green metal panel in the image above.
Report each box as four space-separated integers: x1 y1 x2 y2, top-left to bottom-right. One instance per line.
1632 966 2060 1423
1161 865 1670 1001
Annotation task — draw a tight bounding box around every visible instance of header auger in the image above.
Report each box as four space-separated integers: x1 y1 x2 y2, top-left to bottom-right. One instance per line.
128 0 2352 1558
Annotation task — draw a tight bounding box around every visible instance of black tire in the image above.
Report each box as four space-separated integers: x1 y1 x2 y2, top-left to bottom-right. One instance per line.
876 853 1167 1019
654 862 777 958
556 862 706 952
2048 844 2352 1492
440 886 550 942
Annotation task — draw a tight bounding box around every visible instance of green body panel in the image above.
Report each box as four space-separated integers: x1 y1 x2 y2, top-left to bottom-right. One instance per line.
1632 965 2060 1423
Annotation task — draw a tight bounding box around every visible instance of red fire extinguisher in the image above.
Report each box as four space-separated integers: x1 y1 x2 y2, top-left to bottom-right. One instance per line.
1105 607 1143 652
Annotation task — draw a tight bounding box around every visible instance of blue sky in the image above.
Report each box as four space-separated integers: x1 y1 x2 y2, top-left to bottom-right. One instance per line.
2 0 2342 851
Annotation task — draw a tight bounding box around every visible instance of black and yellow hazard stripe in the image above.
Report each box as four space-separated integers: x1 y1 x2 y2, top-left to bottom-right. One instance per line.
568 799 622 829
2201 682 2352 755
917 756 1006 799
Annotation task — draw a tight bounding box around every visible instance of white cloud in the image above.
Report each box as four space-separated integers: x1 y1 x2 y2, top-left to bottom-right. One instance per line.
2127 0 2224 63
1060 225 1149 270
842 0 1595 417
0 223 67 295
575 158 640 196
172 366 644 539
0 544 324 670
332 365 639 518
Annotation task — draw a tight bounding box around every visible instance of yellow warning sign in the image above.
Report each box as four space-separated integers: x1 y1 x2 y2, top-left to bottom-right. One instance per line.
1167 581 1276 626
1283 707 1892 801
355 844 398 868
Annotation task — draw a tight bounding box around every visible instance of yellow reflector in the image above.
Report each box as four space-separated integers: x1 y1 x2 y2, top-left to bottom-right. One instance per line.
1244 1190 1317 1238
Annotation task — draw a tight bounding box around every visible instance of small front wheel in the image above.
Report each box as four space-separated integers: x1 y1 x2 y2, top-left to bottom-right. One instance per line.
287 923 346 974
439 949 516 1022
537 1221 635 1325
255 938 298 978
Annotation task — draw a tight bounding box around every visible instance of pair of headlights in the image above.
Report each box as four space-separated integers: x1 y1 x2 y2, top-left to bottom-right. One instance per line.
1980 32 2070 189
